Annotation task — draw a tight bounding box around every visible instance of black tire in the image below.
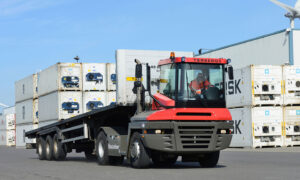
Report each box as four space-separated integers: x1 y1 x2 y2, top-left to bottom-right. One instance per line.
45 135 54 160
85 151 97 160
37 136 46 160
129 132 151 168
199 151 220 167
151 152 178 167
53 134 67 160
96 131 110 165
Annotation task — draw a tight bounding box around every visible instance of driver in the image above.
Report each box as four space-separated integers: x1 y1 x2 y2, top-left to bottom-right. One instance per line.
189 72 211 95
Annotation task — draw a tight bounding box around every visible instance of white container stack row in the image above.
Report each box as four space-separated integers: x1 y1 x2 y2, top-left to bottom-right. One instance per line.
227 65 300 148
15 62 116 147
0 107 16 147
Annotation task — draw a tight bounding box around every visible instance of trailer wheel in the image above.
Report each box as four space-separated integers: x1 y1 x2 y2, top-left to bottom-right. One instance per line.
198 151 220 167
53 134 66 160
151 152 178 167
45 135 54 160
37 137 46 160
129 132 151 168
96 131 110 165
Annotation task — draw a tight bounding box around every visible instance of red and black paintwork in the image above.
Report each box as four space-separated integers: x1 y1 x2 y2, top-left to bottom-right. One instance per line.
158 57 228 66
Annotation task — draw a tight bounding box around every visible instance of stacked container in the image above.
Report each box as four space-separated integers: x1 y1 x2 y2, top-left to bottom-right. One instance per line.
282 65 300 146
226 65 284 148
15 74 38 147
0 107 16 147
82 63 107 113
38 63 82 121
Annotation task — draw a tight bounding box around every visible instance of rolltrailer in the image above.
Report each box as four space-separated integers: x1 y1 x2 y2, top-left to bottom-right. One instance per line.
25 52 234 168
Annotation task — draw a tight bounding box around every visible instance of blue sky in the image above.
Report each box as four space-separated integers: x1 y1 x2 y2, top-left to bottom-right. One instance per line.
0 0 299 111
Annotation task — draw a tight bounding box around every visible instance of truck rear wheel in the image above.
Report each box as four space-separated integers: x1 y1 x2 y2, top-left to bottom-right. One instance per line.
198 151 220 167
37 137 46 160
96 131 110 165
53 134 66 160
151 152 178 167
129 132 151 168
45 135 54 160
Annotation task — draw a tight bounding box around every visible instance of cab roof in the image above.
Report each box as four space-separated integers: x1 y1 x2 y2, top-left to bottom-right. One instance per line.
158 57 228 66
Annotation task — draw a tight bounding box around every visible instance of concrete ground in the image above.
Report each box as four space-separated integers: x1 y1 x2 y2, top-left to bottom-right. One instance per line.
0 146 299 180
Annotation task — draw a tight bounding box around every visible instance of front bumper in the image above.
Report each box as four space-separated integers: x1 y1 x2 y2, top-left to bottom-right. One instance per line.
137 121 233 153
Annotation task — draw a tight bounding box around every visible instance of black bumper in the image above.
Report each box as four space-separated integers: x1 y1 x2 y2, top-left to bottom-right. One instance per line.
134 121 233 153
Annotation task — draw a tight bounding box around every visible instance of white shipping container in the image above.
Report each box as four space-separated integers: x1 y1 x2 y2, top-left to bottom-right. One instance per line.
283 106 300 146
82 91 107 113
229 107 283 148
16 123 37 147
39 91 82 122
116 49 194 105
283 65 300 105
106 63 116 91
15 99 34 125
107 91 116 105
33 99 38 124
38 63 82 96
226 65 283 108
82 63 106 91
15 74 37 103
0 130 16 146
5 114 15 130
196 29 300 68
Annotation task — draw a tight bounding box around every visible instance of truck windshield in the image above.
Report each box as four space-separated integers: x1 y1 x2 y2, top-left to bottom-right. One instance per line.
159 63 225 108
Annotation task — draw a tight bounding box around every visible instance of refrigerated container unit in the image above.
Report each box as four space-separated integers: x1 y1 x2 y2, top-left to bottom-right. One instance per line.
106 91 116 105
15 74 38 103
283 106 300 146
229 107 283 148
116 49 194 105
15 99 34 125
82 91 107 113
38 63 82 96
38 91 82 122
82 63 106 91
5 114 16 130
283 65 300 105
106 63 116 91
225 65 283 108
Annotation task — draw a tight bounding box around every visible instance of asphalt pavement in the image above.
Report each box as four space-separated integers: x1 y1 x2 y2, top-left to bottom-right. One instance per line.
0 146 299 180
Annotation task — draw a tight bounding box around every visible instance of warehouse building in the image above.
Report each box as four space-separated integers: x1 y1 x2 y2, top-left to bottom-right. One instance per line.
196 29 300 68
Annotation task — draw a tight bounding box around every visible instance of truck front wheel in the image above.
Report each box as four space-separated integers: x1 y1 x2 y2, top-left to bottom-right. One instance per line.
96 131 110 165
129 132 151 168
37 137 46 160
198 151 220 167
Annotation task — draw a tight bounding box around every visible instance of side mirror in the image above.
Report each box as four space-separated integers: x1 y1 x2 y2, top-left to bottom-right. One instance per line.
146 63 151 92
135 59 142 79
227 66 234 80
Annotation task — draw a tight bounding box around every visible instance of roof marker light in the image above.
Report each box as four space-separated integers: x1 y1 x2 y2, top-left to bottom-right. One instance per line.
170 52 175 59
227 59 231 64
181 57 186 62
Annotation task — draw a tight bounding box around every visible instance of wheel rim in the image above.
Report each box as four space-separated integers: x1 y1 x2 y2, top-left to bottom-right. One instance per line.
98 141 104 158
130 141 140 159
46 142 50 155
38 143 42 155
53 140 58 154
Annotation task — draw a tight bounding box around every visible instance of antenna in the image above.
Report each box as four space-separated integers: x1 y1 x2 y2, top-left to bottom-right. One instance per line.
74 56 80 63
270 0 300 28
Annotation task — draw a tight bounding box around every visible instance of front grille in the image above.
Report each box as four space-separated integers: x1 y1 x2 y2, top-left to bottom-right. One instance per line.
177 125 215 149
